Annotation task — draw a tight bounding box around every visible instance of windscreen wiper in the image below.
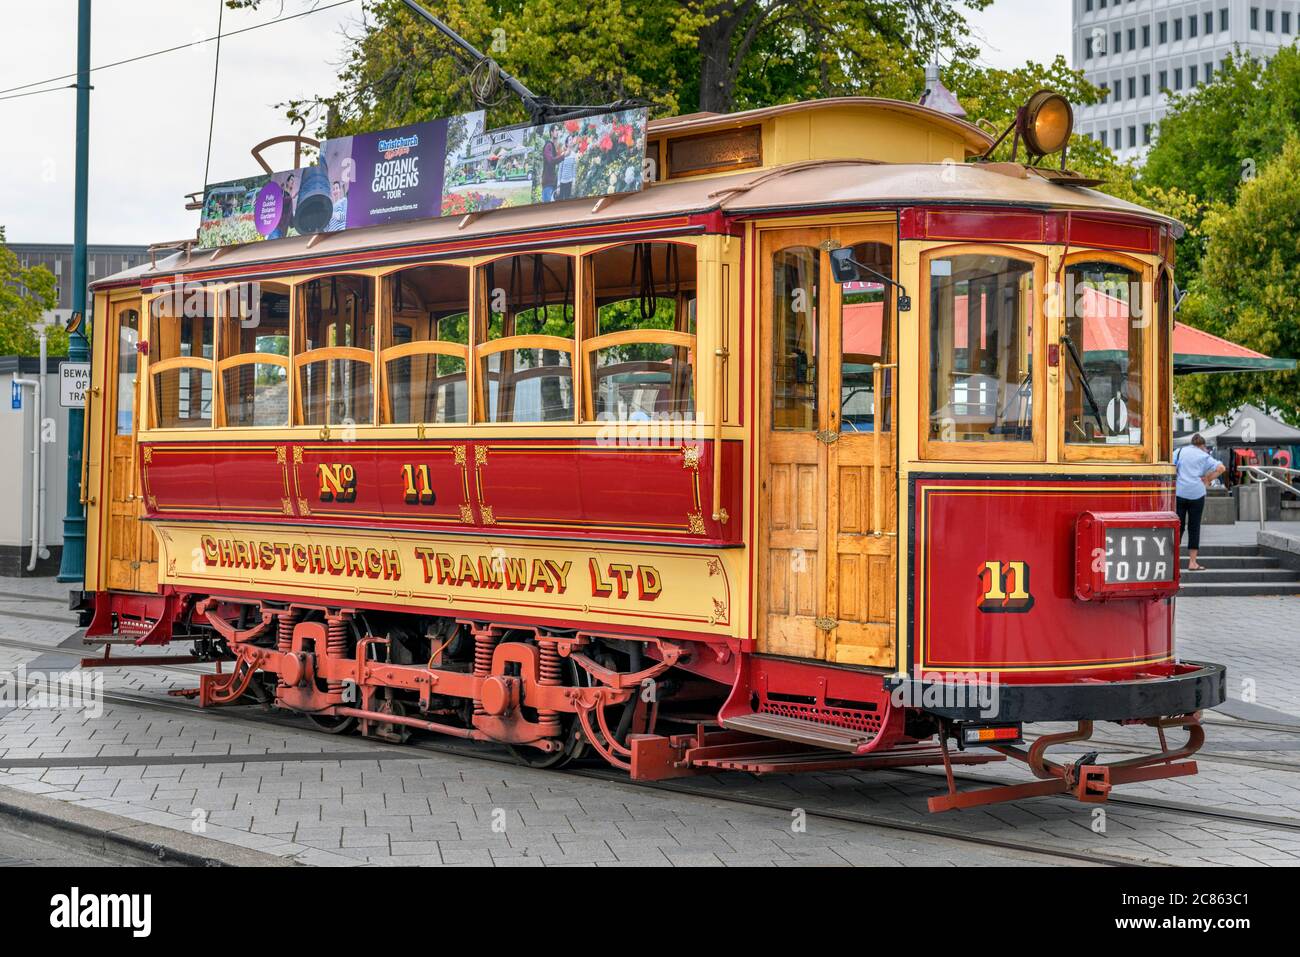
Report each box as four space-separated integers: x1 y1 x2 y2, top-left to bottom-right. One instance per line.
1060 335 1111 436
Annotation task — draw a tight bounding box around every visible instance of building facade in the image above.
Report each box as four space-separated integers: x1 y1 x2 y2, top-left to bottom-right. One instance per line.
8 243 151 327
1073 0 1298 161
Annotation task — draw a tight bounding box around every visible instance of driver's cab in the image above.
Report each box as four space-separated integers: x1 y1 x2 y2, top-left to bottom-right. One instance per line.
756 227 1172 669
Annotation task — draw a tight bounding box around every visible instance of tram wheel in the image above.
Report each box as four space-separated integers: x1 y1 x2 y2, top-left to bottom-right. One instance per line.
307 713 358 734
507 721 585 769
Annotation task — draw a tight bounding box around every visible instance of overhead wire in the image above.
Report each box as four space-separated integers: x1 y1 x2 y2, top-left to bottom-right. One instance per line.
0 0 359 99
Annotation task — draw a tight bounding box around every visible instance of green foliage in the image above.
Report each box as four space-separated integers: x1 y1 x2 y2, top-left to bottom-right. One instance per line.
1173 135 1300 425
1137 47 1300 284
253 0 990 135
1143 49 1300 210
945 54 1106 136
0 231 65 357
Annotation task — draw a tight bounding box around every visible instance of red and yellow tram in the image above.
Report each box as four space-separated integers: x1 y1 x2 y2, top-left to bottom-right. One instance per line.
75 94 1224 811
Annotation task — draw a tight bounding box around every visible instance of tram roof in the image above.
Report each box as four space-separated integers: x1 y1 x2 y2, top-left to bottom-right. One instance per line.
95 157 1181 290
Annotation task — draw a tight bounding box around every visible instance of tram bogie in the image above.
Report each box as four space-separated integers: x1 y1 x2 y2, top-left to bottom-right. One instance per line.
76 94 1224 811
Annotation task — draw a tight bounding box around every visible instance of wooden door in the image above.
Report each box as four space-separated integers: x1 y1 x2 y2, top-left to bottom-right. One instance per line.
105 300 154 591
758 226 896 666
824 225 896 666
759 229 827 658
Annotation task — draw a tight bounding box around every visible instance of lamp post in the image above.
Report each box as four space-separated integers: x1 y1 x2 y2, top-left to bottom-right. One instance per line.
56 0 91 583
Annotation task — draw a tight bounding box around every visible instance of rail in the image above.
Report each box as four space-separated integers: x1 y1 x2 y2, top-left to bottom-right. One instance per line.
1239 464 1300 530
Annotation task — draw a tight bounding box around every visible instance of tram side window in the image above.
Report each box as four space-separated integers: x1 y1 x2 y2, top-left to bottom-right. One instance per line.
149 292 213 429
585 242 696 422
381 265 470 424
772 246 819 430
928 254 1035 442
218 281 291 427
116 308 140 435
840 241 892 433
478 253 575 423
296 274 376 426
1063 260 1145 447
1158 271 1172 460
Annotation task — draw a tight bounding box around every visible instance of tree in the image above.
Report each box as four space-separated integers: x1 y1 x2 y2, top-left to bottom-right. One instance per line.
1143 48 1300 210
0 228 65 357
1138 48 1300 284
245 0 989 136
1173 135 1300 425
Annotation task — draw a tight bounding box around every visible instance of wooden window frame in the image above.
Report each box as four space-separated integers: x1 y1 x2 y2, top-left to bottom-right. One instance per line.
147 290 215 431
918 243 1048 463
292 273 378 427
1056 248 1155 465
580 240 698 423
213 280 292 429
473 252 579 425
1157 266 1174 463
376 261 473 427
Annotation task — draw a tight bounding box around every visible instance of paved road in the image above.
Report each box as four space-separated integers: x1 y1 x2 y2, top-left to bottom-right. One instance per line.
0 576 1297 866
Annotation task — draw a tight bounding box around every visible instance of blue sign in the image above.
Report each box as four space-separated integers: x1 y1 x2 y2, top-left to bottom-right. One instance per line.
10 380 20 410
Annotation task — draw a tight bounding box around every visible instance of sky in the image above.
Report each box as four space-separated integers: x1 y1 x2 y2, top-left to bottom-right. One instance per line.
0 0 1073 246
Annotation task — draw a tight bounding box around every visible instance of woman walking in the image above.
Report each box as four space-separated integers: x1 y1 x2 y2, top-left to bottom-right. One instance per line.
1175 433 1226 571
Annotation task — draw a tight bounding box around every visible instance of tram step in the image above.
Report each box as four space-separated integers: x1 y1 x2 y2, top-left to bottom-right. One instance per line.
1179 544 1260 557
1181 568 1297 582
1179 581 1300 597
719 712 879 753
1181 555 1280 570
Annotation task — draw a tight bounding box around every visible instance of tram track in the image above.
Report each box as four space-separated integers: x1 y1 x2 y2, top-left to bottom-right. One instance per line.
2 630 1299 862
30 685 1144 868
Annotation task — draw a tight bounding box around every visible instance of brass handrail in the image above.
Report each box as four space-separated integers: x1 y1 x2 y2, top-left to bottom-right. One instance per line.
712 346 730 522
79 386 98 506
871 362 897 537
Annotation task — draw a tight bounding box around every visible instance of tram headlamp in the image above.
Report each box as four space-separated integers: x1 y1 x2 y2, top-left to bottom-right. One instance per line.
1018 90 1073 157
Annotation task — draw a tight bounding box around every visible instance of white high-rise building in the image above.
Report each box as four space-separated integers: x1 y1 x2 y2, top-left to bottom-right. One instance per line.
1073 0 1298 161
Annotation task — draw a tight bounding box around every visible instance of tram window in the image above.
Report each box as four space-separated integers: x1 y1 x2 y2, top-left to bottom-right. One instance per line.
478 253 575 423
149 292 214 429
585 243 696 423
115 308 140 435
296 274 376 426
1158 271 1172 460
218 281 291 427
840 241 891 433
927 254 1035 443
381 264 470 424
771 246 818 430
1063 260 1146 448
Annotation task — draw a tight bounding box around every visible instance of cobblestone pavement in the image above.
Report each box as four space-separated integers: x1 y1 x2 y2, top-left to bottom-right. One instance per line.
0 577 1297 866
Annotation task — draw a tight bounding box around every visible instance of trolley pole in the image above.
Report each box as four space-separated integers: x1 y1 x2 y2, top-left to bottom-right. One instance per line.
56 0 92 583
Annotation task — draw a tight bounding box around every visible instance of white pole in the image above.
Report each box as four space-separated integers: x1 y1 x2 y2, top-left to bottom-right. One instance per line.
37 332 48 563
1259 470 1267 531
12 374 41 571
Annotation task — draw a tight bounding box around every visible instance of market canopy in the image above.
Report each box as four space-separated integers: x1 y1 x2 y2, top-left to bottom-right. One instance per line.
1185 404 1300 448
1173 323 1297 375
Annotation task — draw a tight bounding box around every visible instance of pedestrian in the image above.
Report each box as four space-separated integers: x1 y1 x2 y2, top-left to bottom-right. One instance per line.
1175 433 1226 571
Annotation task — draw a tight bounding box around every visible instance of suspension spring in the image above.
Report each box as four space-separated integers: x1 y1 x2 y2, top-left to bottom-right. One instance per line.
471 626 500 717
536 637 562 737
276 608 299 689
325 614 349 694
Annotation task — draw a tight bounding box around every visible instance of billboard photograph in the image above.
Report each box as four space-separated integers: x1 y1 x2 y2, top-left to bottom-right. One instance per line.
441 107 648 216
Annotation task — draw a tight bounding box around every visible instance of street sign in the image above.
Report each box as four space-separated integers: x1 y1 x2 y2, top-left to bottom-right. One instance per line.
10 380 20 410
59 361 91 408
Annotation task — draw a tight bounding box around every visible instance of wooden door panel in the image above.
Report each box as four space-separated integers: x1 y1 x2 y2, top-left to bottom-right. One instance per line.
104 301 154 592
824 223 897 668
761 436 822 657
